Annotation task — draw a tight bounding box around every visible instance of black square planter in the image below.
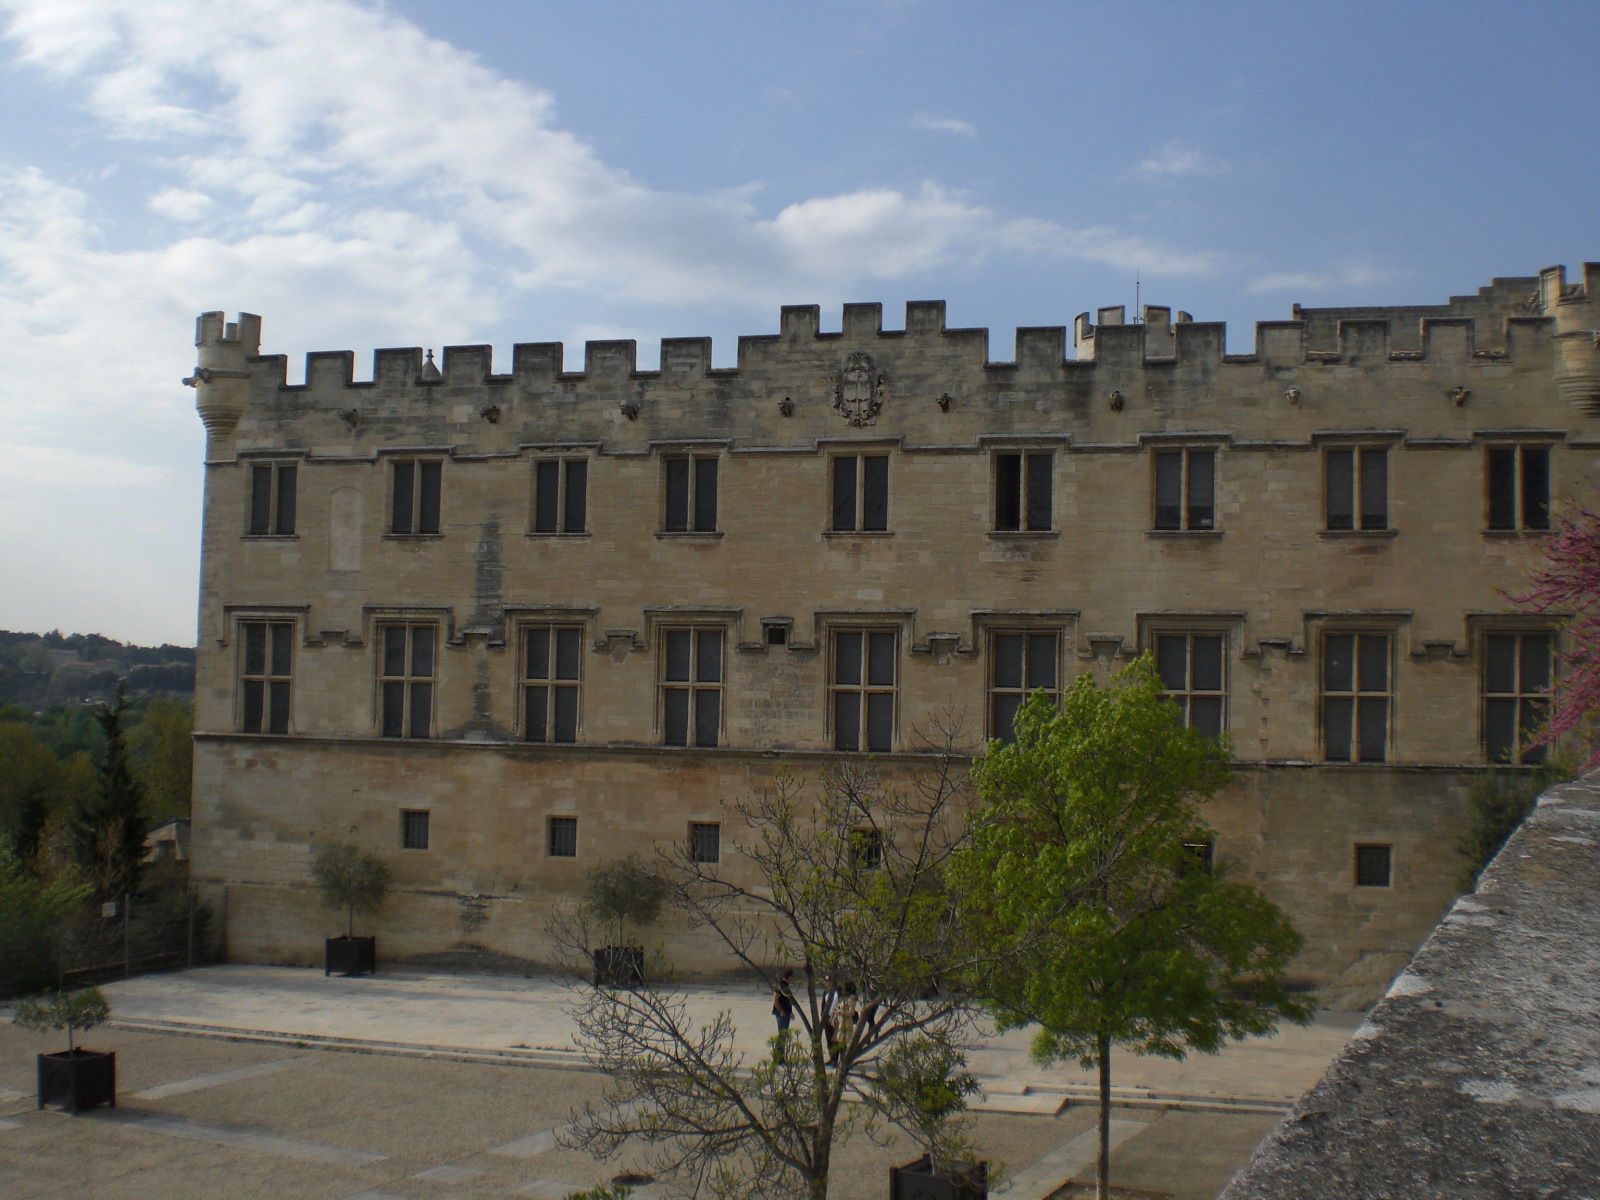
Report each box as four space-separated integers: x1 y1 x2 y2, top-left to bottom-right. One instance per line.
890 1155 987 1200
37 1050 116 1115
592 945 644 988
325 935 376 976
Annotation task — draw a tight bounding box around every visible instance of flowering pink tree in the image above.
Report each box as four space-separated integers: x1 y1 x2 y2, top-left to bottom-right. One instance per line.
1516 495 1600 773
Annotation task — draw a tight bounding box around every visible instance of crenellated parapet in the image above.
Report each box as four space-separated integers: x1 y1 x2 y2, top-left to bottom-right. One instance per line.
197 266 1598 456
1541 262 1600 414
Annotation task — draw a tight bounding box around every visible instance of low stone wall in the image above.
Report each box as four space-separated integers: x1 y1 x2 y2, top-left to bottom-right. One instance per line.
1220 770 1600 1199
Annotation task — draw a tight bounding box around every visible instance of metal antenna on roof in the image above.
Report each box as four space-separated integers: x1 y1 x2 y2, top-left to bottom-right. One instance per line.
1135 271 1142 322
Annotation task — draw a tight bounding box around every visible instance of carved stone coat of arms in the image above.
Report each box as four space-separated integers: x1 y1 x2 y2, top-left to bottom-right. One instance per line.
833 351 885 426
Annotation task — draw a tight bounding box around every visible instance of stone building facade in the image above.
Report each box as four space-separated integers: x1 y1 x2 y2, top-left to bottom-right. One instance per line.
188 263 1600 1005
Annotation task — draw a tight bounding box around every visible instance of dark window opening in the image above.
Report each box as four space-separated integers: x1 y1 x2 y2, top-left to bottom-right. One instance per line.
391 459 442 534
1483 632 1552 764
248 463 297 535
1154 448 1216 531
689 822 721 864
994 452 1053 531
834 629 896 751
1487 446 1551 531
663 627 723 747
379 623 435 738
523 625 582 743
401 809 430 850
1156 633 1226 739
1325 446 1388 531
533 459 587 534
665 455 718 532
240 620 293 734
850 827 885 869
1323 633 1390 762
1354 843 1392 888
989 630 1059 743
548 816 577 858
832 454 890 531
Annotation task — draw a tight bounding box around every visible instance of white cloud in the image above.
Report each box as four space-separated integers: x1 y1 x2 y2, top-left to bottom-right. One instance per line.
1137 141 1228 178
147 187 212 221
1249 261 1397 294
911 112 977 138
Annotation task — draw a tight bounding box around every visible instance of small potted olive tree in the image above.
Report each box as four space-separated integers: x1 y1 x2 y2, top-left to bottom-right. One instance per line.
312 842 390 977
873 1037 988 1200
16 987 116 1114
583 856 667 988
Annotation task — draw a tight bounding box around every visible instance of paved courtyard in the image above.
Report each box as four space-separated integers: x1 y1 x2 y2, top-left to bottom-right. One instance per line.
0 967 1358 1200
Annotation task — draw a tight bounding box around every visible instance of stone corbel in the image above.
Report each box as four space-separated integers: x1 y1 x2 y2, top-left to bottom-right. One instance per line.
595 628 643 654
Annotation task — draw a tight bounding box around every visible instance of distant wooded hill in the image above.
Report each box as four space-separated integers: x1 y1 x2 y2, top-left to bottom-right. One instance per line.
0 630 195 709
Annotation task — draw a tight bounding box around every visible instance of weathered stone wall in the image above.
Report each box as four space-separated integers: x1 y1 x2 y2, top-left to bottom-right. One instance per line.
187 265 1600 1002
1220 770 1600 1198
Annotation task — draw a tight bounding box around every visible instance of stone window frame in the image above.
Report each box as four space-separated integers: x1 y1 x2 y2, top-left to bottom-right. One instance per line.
688 821 721 865
1315 433 1399 535
1482 439 1554 533
829 451 891 533
658 625 726 748
1474 621 1556 765
991 448 1055 533
1306 612 1410 765
1142 433 1228 535
661 450 720 534
1140 614 1242 741
826 620 904 753
400 809 430 851
375 620 438 739
1353 843 1393 888
548 815 578 859
386 455 443 536
236 614 297 735
519 622 586 744
244 458 299 537
850 827 886 869
530 455 589 536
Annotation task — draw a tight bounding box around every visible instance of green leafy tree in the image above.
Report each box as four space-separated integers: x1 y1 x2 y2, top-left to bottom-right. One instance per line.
14 986 111 1052
311 842 391 937
0 721 64 871
582 854 668 947
0 853 90 997
952 660 1312 1200
126 697 194 821
71 685 147 901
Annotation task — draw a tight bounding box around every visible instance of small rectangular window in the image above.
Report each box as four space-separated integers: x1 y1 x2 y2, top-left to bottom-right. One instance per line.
989 631 1059 742
240 620 293 734
1155 633 1226 738
523 625 582 743
1354 843 1392 888
379 623 435 738
1323 633 1390 762
994 452 1053 531
1487 446 1551 531
533 459 587 534
850 827 885 869
248 463 297 535
689 822 720 864
1154 448 1216 531
833 629 896 751
1325 447 1388 531
391 459 442 534
548 816 577 858
662 627 723 747
832 454 890 531
1482 632 1552 764
401 809 430 850
665 454 719 532
1181 839 1215 873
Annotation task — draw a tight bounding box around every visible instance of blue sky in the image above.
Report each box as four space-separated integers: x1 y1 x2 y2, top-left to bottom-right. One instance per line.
1 0 1596 645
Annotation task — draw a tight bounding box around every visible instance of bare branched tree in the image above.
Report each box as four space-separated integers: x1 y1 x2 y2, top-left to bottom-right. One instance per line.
556 719 995 1200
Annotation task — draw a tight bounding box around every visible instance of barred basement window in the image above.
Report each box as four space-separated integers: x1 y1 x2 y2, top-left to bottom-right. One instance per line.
1322 633 1390 762
379 623 435 738
832 629 896 752
664 455 718 532
522 625 582 743
400 809 430 851
1482 632 1552 764
989 631 1058 743
662 627 723 747
239 620 293 734
994 452 1052 532
533 458 587 534
832 454 889 531
850 828 885 869
1325 446 1388 531
1156 633 1226 738
1486 445 1550 531
689 822 721 864
247 462 297 535
548 816 577 858
1154 447 1216 531
391 459 442 534
1354 843 1392 888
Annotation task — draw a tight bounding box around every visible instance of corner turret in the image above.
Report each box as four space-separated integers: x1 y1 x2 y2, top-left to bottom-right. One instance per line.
187 312 261 456
1540 264 1600 415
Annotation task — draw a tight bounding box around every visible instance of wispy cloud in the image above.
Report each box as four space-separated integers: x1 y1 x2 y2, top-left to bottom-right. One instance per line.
1249 261 1397 294
1136 141 1229 178
911 111 976 138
